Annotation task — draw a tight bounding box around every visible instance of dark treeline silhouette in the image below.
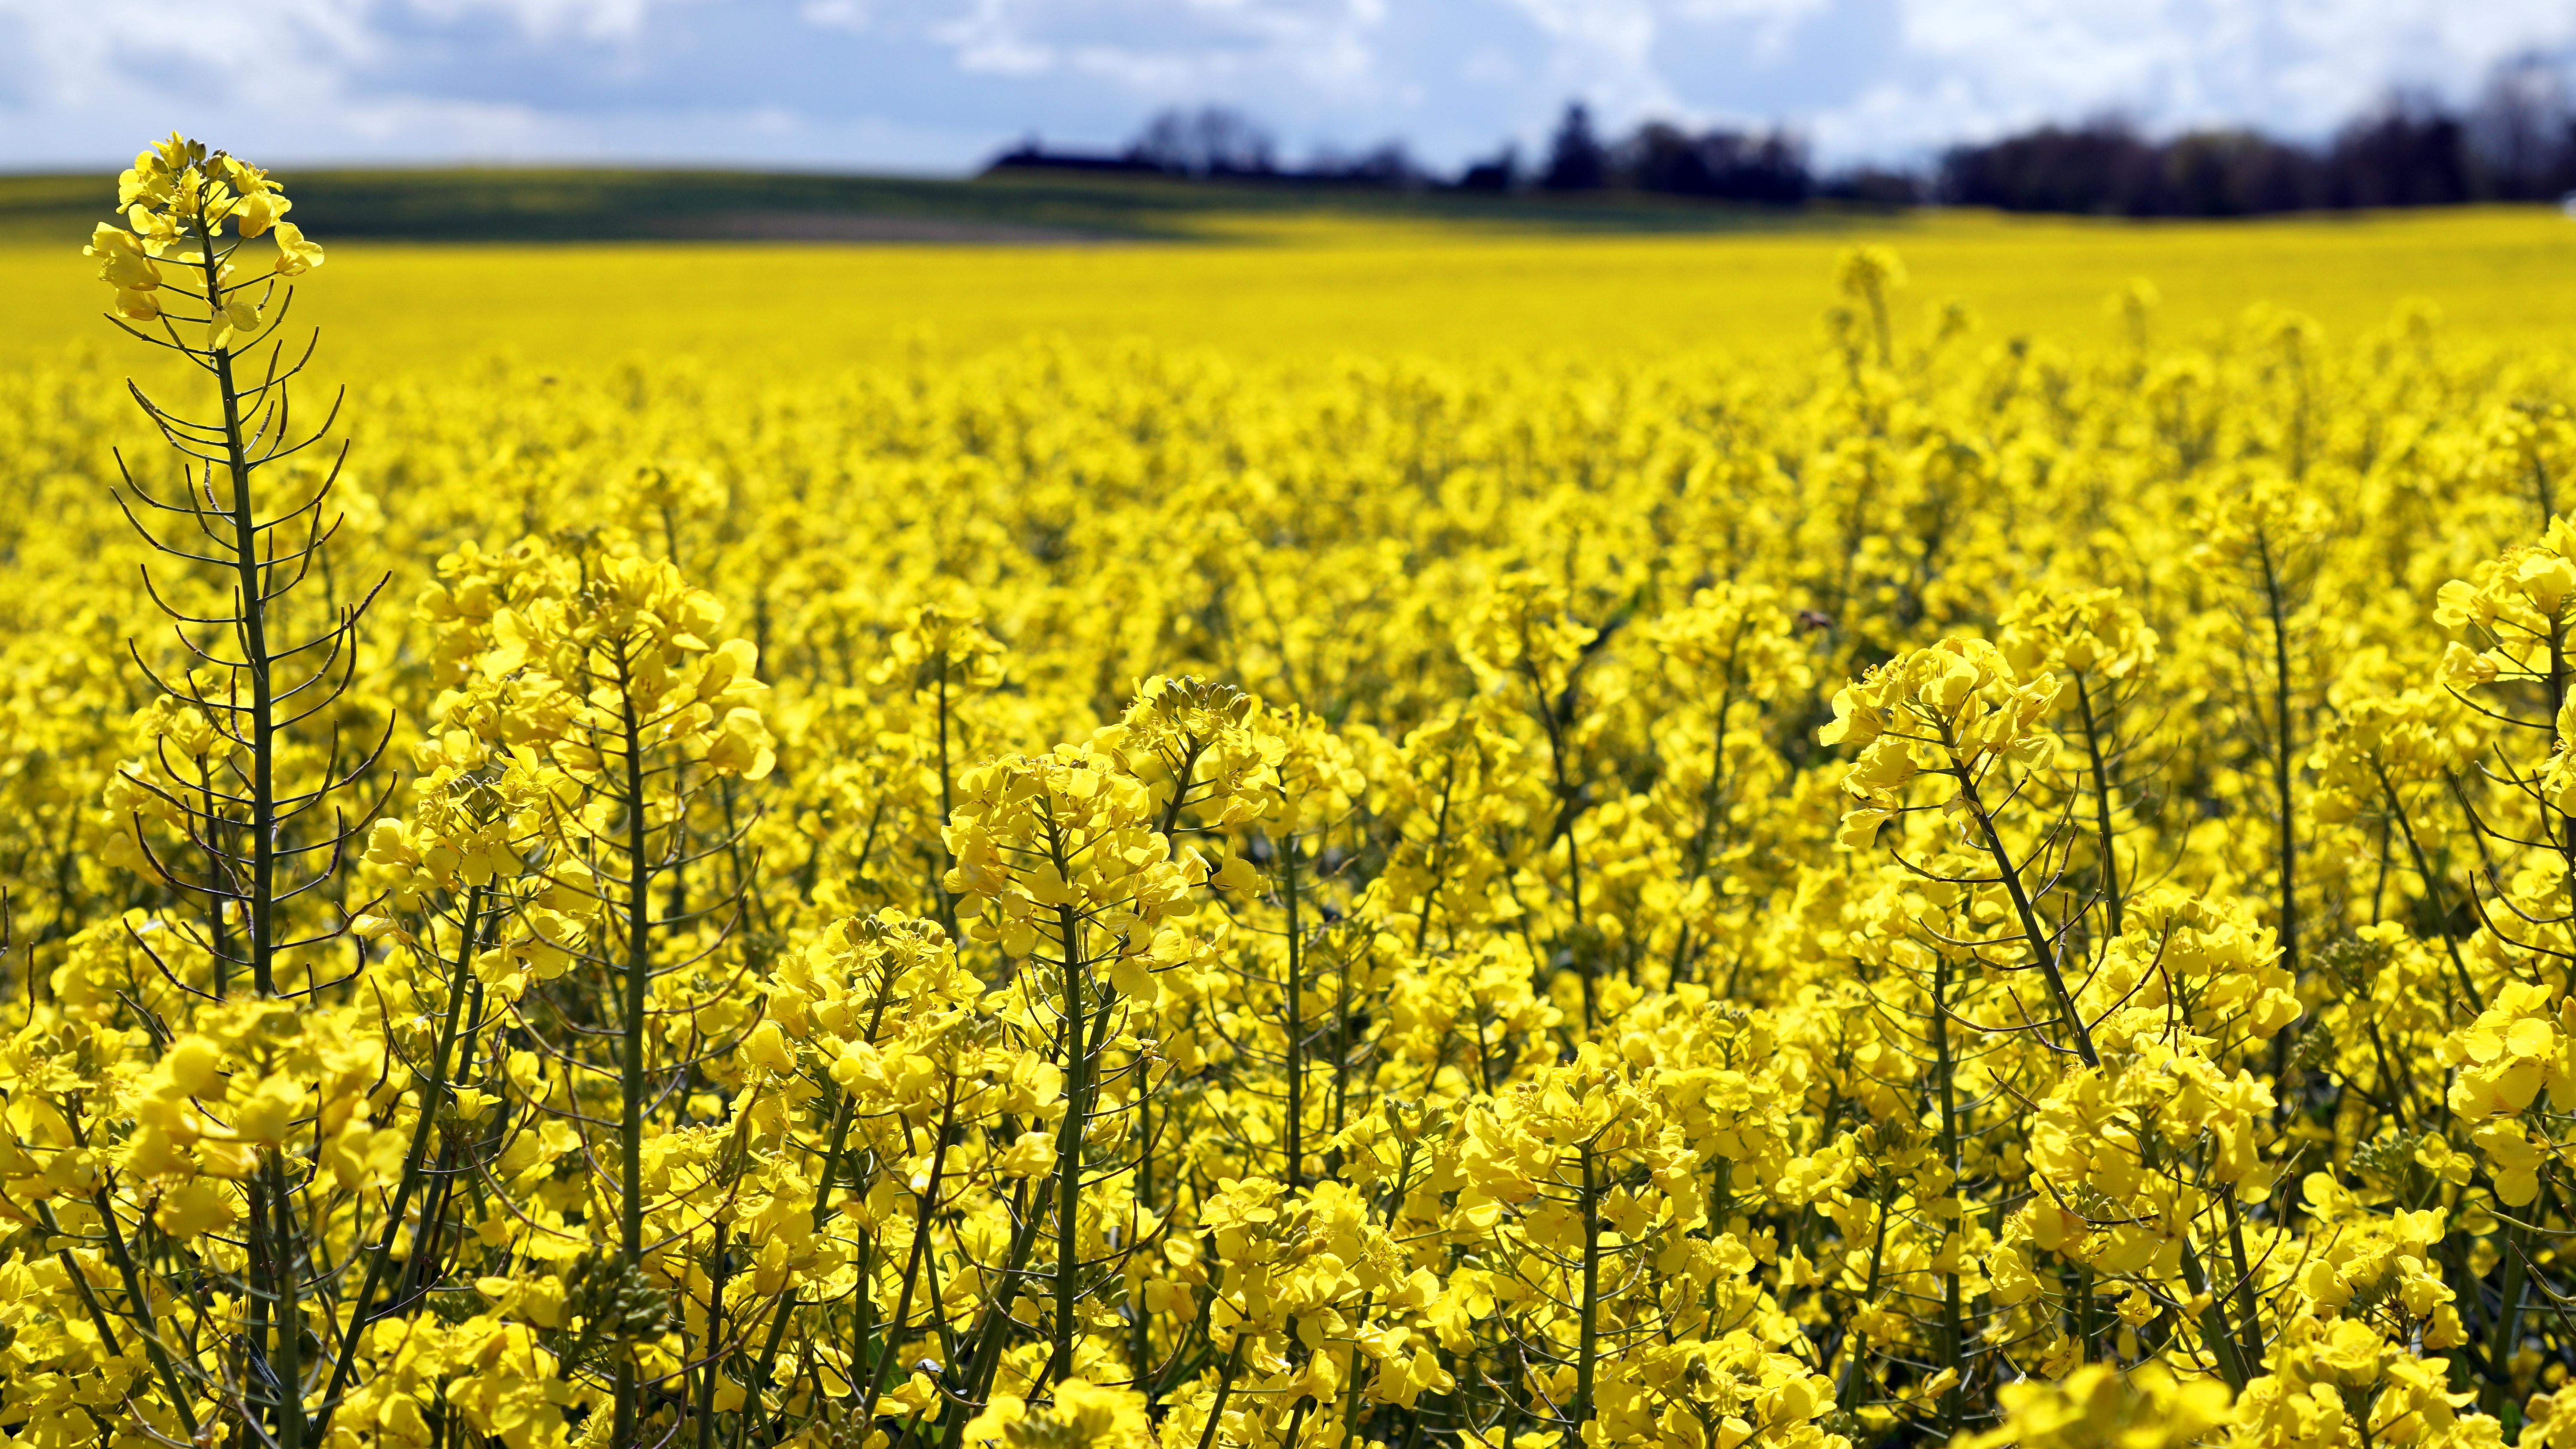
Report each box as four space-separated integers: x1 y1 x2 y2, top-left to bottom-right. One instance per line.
989 103 1810 204
1895 53 2576 215
990 107 1430 188
1531 103 1812 202
988 55 2576 216
1943 69 2576 215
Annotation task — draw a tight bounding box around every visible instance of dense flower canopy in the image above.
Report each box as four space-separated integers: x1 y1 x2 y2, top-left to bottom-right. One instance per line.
7 135 2576 1449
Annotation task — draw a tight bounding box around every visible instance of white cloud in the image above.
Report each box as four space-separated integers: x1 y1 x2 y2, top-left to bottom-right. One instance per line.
913 0 1390 99
1495 0 1675 122
798 0 869 30
407 0 680 40
1667 0 1831 63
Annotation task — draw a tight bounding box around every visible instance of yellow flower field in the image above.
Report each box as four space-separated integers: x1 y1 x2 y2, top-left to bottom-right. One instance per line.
7 136 2576 1449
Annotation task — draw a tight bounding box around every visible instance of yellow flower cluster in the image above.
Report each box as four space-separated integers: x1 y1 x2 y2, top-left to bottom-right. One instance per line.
82 131 322 346
21 135 2576 1449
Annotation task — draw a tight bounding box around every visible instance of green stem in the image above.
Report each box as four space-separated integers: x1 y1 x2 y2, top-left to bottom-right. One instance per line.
739 1090 856 1449
266 1153 306 1449
44 1194 199 1436
1932 953 1964 1435
616 651 653 1449
696 1223 729 1449
1192 1343 1244 1449
2072 673 2124 937
2379 771 2481 1010
2176 1237 2251 1392
1576 1151 1598 1430
2256 537 2300 985
313 887 484 1437
2224 1190 2266 1375
935 669 958 937
862 1076 957 1425
1052 879 1090 1388
2485 1210 2532 1414
1948 739 2098 1066
1284 832 1303 1190
943 1181 1052 1449
1671 669 1742 986
197 226 275 1000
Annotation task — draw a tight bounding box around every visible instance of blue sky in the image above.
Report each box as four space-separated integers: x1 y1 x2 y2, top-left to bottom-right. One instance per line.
3 0 2573 175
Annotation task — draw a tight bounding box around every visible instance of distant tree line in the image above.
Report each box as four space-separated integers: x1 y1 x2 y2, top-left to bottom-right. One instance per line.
1944 58 2576 215
987 52 2576 216
987 102 1813 204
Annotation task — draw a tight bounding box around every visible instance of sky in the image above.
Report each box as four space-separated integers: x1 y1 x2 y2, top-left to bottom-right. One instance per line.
3 0 2575 176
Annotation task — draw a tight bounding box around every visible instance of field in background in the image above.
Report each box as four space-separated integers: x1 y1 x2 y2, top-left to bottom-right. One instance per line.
0 166 2569 371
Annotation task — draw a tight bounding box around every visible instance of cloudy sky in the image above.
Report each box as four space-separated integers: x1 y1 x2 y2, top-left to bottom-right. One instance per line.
3 0 2573 175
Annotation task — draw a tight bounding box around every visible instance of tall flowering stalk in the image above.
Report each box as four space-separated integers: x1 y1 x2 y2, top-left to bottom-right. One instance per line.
18 133 386 1449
